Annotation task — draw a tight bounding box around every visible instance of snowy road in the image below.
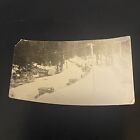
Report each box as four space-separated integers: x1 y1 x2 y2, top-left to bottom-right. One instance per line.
9 62 134 105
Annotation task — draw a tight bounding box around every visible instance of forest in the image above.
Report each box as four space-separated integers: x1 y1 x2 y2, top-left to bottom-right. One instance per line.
13 40 92 66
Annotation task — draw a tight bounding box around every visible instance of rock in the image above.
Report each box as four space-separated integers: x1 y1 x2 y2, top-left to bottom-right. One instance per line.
47 69 56 76
66 78 78 86
69 78 78 83
35 87 54 99
38 87 54 94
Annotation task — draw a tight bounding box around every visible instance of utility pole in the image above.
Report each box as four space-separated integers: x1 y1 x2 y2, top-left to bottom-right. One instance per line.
88 42 94 57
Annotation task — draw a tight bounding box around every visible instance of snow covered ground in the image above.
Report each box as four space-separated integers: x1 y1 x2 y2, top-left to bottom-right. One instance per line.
9 60 85 99
9 56 134 105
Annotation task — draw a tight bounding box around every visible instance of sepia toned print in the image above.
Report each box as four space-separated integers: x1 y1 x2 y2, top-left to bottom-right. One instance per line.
9 36 135 105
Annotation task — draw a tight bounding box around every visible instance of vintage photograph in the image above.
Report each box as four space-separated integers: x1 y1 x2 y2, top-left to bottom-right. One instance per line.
9 36 135 105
